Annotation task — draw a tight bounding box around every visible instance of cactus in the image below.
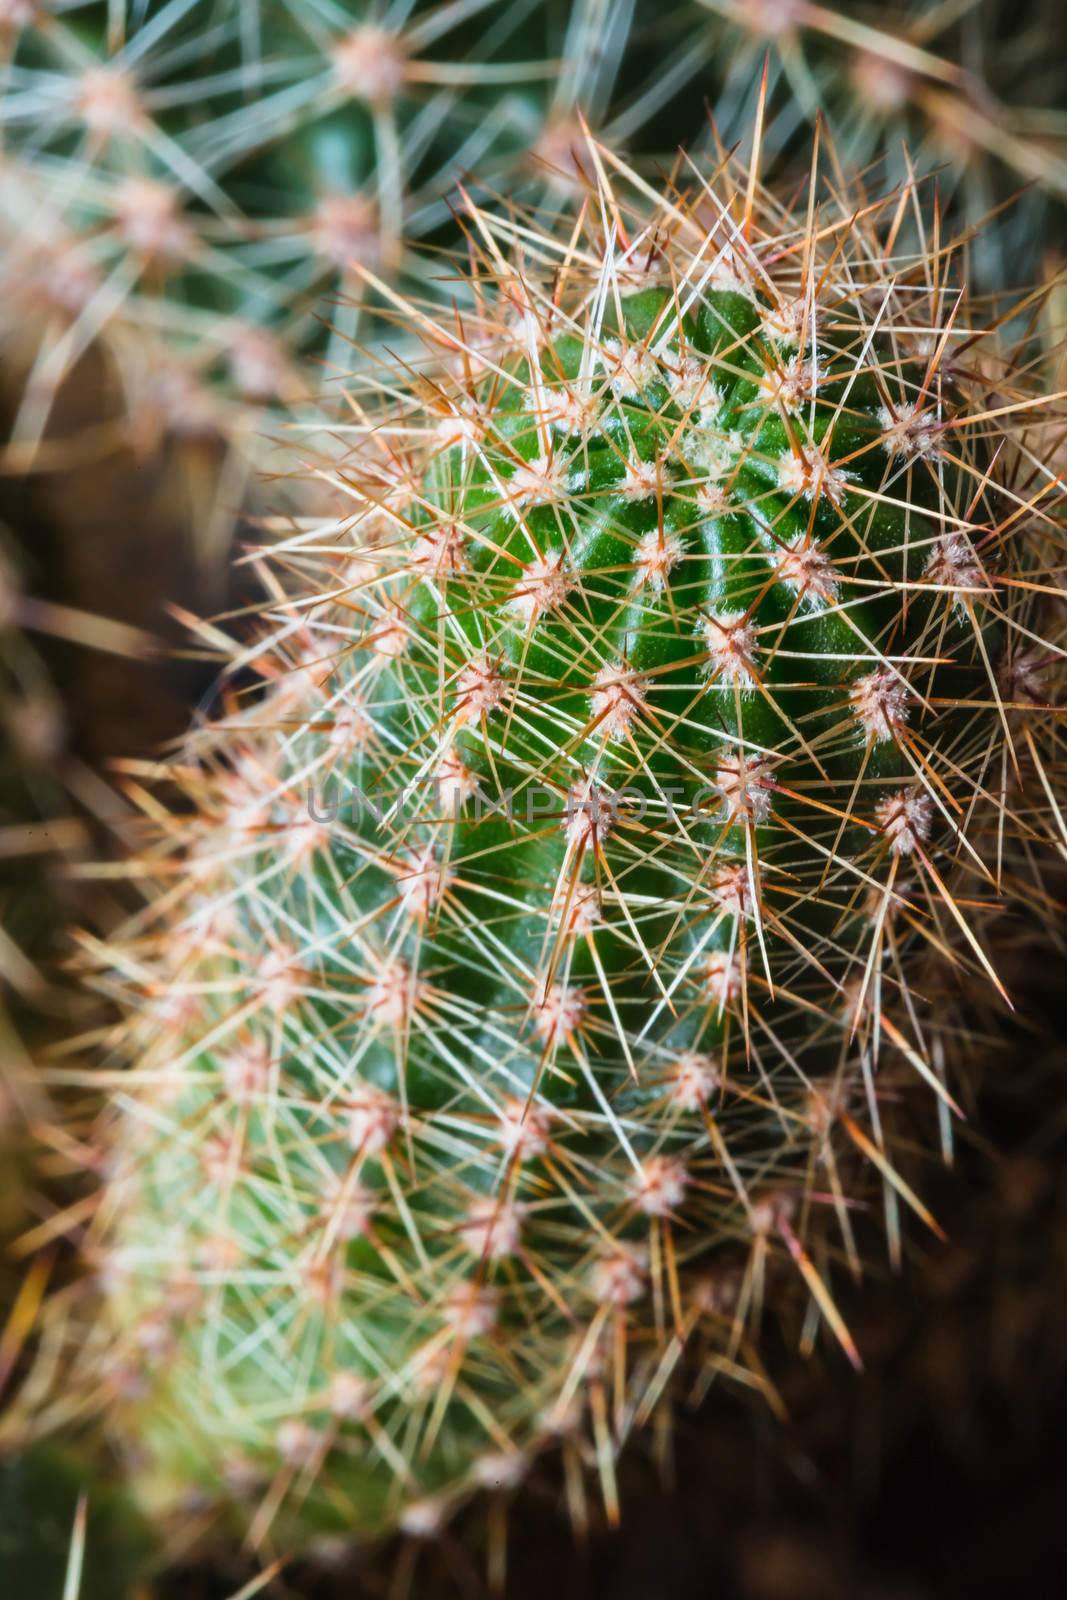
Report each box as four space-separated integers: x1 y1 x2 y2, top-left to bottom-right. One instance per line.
688 0 1067 289
13 131 1061 1566
0 0 700 451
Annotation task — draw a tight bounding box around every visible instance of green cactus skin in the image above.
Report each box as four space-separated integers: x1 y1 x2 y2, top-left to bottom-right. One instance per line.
32 141 1064 1558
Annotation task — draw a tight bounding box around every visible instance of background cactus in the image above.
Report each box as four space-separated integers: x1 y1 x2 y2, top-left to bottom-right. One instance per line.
0 0 693 446
14 135 1063 1568
688 0 1067 290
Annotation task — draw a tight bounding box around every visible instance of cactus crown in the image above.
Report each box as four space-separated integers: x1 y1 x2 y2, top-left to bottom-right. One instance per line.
27 137 1065 1557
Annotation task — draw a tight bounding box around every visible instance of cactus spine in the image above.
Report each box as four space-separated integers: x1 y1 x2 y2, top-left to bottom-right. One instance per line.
14 133 1067 1560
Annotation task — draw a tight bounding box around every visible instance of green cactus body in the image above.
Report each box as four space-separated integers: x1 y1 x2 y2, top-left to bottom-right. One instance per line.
65 148 1044 1556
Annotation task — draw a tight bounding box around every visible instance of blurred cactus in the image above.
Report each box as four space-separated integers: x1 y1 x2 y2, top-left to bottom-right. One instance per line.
0 0 706 449
689 0 1067 288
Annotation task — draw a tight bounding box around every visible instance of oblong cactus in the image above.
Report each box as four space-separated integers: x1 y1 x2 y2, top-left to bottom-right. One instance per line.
29 138 1065 1557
